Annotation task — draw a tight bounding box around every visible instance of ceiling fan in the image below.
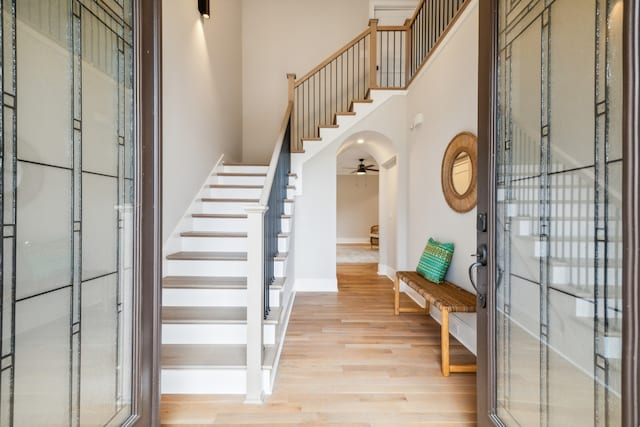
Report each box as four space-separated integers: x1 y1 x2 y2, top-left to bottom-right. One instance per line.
351 158 379 175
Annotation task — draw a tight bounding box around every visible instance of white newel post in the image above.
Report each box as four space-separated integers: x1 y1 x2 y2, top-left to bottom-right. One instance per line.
245 205 267 403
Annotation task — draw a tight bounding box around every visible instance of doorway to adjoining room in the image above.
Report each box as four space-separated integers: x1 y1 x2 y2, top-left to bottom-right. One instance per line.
336 144 379 264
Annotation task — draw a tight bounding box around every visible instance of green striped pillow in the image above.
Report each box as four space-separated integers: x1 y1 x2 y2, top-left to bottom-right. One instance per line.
416 238 454 284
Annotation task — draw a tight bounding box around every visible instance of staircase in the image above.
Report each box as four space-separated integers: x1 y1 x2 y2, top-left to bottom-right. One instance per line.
161 162 296 395
158 0 474 399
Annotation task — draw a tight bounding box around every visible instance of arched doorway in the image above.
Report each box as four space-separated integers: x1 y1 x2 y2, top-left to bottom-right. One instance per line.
335 131 399 278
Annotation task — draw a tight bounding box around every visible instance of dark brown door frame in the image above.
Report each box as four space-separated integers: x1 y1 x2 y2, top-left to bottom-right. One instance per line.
132 0 163 425
622 0 640 426
476 0 640 426
476 0 497 424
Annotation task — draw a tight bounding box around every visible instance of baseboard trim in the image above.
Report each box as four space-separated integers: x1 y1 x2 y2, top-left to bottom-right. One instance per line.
377 264 396 280
295 278 338 292
337 238 371 244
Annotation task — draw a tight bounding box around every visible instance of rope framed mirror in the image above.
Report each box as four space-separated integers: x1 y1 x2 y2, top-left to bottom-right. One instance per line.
441 132 477 213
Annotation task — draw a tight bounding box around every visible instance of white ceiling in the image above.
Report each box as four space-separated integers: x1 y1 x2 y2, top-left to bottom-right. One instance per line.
336 144 379 175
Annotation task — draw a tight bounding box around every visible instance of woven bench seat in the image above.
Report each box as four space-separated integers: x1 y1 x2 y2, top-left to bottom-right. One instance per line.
394 271 476 376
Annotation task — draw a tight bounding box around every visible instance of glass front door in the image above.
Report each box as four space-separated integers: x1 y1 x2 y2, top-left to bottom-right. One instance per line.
0 0 137 425
492 0 623 425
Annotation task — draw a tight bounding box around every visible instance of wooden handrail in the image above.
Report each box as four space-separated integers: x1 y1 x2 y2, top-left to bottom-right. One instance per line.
294 27 372 87
407 0 426 28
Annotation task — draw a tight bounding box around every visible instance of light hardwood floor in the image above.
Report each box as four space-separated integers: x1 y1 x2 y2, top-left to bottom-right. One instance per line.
161 263 477 426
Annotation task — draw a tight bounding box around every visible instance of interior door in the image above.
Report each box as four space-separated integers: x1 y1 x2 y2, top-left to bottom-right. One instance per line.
476 0 637 425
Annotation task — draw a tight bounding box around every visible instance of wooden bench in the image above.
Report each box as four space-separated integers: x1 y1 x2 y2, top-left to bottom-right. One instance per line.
394 271 476 376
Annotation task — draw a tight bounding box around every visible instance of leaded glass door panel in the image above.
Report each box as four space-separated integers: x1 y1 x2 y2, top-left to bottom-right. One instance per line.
0 0 139 425
491 0 624 425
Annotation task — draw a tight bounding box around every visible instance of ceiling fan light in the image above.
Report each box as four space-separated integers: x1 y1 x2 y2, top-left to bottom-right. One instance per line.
356 170 366 175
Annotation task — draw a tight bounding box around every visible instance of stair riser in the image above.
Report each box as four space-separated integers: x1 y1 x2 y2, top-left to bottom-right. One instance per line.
162 369 246 394
278 236 288 253
551 265 622 286
515 219 622 238
575 298 623 319
163 288 281 307
206 187 263 199
274 259 286 278
214 176 266 186
287 188 295 199
288 176 297 186
281 217 291 233
222 165 269 174
335 114 357 128
162 323 276 345
505 203 616 218
197 201 257 215
161 369 272 394
165 259 247 277
509 188 593 202
284 202 294 216
180 237 248 252
191 217 248 232
534 240 622 260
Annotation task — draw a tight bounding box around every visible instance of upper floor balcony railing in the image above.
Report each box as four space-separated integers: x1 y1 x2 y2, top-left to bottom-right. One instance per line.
290 0 472 151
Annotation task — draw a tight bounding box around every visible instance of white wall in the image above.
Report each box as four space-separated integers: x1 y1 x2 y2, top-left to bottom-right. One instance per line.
405 2 477 293
404 2 478 352
293 145 339 292
162 0 243 241
241 0 370 162
294 96 407 291
336 175 379 243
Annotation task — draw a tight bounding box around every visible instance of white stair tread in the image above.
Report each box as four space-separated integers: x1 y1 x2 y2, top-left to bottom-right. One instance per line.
274 253 289 261
180 231 247 238
192 213 248 219
550 284 623 300
162 344 276 369
163 307 246 324
522 234 622 243
222 162 269 167
549 257 622 268
216 172 267 177
209 184 264 189
271 277 285 290
162 306 281 324
201 198 259 203
511 215 612 221
166 251 247 261
163 276 247 289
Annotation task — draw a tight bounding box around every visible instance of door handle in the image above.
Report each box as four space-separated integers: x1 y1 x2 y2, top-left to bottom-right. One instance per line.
469 244 488 308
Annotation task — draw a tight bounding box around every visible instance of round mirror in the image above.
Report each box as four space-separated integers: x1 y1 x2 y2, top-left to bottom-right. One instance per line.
441 132 477 213
452 151 472 195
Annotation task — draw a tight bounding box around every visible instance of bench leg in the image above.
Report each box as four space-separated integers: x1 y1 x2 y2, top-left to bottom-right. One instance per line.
394 275 400 315
440 308 477 375
441 308 450 377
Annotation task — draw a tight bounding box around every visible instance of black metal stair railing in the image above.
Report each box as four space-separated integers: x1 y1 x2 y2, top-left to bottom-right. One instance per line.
262 114 291 318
